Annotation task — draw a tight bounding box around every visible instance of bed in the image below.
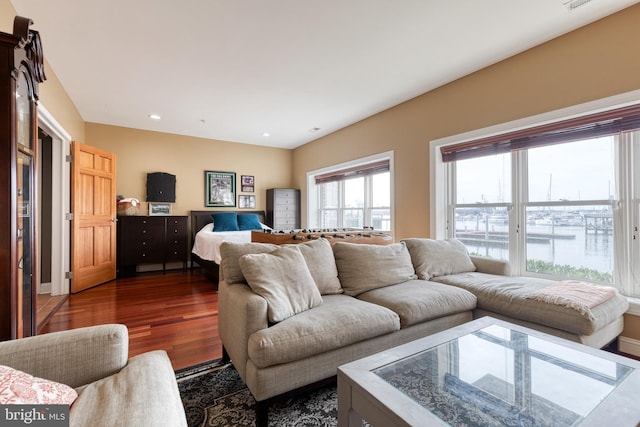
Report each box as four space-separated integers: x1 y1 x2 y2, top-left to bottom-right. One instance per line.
190 210 267 286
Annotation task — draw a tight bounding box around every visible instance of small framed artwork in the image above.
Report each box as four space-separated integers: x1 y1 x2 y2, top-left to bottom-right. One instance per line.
205 171 236 207
241 175 255 192
149 202 171 216
239 195 256 209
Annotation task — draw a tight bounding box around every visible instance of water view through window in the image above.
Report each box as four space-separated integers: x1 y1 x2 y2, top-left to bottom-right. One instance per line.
454 137 615 283
455 206 614 283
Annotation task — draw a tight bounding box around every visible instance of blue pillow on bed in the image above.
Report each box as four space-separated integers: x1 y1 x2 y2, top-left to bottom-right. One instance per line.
237 213 263 231
211 212 239 232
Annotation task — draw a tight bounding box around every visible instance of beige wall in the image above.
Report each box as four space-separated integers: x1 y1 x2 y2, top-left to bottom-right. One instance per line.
39 63 85 141
85 123 293 216
0 0 16 30
292 4 640 340
293 4 640 240
1 0 85 141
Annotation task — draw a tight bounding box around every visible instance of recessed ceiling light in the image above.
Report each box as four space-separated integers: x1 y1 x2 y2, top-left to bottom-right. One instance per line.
263 132 271 137
148 114 161 120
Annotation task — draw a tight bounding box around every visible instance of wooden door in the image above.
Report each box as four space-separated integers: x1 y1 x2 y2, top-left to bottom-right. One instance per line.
71 142 117 292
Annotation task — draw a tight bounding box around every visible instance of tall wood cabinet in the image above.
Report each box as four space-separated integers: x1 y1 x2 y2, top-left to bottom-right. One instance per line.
266 188 300 230
0 17 46 340
117 216 188 277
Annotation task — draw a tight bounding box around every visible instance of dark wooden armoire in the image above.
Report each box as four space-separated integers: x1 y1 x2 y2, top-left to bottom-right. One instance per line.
0 16 46 340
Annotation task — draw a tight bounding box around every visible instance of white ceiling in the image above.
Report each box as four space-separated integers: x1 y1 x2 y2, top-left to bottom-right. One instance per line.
9 0 640 149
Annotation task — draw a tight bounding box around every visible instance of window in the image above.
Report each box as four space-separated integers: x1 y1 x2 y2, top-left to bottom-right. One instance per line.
307 152 392 231
432 98 640 298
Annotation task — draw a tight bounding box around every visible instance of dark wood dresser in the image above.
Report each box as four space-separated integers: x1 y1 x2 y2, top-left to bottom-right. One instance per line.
117 216 188 277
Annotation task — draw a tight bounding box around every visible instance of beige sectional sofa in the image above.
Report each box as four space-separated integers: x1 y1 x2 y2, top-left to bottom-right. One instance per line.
0 324 187 427
218 237 628 427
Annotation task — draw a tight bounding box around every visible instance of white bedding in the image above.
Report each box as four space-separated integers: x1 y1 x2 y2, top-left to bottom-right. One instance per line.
191 223 253 264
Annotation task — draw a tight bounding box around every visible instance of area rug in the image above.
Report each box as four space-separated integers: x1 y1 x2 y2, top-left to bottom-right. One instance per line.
176 360 338 427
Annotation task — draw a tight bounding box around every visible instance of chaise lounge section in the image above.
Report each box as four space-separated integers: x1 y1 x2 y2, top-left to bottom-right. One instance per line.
402 238 628 348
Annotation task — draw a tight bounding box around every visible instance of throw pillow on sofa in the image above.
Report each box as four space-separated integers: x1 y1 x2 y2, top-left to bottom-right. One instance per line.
0 365 78 405
239 246 323 323
402 238 476 280
333 242 417 296
220 241 278 284
220 239 343 295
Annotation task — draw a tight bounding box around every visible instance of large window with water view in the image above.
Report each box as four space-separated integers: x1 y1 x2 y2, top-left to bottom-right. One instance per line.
525 139 615 283
440 103 640 297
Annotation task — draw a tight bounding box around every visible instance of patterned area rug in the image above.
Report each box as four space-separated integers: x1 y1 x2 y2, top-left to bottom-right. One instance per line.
176 360 338 427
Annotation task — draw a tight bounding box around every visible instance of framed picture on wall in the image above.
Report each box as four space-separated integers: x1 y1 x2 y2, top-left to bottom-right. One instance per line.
149 202 171 216
205 171 236 207
239 195 256 209
241 175 255 192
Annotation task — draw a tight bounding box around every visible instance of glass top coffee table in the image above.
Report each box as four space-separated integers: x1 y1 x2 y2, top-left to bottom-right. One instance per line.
337 317 640 426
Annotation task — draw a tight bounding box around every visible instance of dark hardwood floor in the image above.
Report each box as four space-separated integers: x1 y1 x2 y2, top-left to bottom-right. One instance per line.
39 269 221 371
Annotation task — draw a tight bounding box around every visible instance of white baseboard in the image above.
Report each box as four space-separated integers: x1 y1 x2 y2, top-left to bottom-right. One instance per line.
619 336 640 357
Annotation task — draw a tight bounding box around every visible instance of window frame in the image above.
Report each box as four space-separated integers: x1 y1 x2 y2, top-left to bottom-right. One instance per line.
307 151 394 232
430 90 640 298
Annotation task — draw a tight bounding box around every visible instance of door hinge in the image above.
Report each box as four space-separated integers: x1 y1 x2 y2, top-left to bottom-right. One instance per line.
65 271 73 279
65 213 73 221
66 155 73 163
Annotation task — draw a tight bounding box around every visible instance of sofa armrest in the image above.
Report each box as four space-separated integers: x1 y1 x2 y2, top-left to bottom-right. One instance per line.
218 279 269 380
0 324 128 388
470 255 512 276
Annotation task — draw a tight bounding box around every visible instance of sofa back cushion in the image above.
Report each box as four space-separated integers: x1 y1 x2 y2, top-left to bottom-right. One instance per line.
239 246 323 323
293 238 343 295
402 238 476 280
333 242 416 296
220 239 343 294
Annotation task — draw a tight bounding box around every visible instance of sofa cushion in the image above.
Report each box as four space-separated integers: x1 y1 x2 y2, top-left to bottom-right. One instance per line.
293 238 342 295
402 238 476 280
248 294 400 368
357 279 477 328
71 350 187 427
220 241 278 284
220 240 342 295
0 365 77 405
333 242 416 296
240 246 323 323
432 272 629 336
